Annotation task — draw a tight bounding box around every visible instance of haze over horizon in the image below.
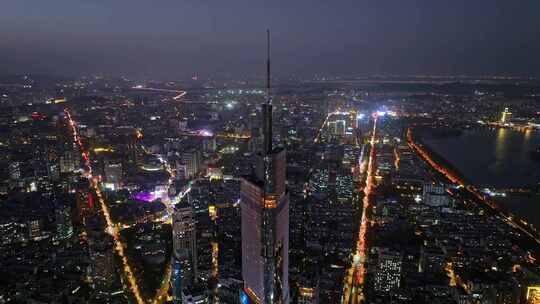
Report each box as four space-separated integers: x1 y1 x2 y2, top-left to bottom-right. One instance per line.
2 0 540 79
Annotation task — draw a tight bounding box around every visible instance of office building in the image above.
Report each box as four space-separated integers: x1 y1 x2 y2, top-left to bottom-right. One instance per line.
203 137 217 153
9 161 21 180
335 120 346 136
422 183 450 207
178 150 201 179
104 160 123 189
501 107 512 124
59 150 78 173
374 248 402 293
173 201 198 302
241 34 289 303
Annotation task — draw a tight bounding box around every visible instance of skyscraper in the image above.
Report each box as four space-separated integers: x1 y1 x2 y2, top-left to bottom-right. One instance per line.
59 150 78 173
374 248 402 293
241 30 289 304
328 119 346 136
501 107 512 124
172 201 198 302
104 160 123 190
178 150 202 180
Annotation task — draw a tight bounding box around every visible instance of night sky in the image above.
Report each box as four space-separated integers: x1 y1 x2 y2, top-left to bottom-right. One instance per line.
1 0 540 79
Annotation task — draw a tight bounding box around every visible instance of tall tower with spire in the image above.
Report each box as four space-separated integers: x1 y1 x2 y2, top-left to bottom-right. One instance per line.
241 30 289 304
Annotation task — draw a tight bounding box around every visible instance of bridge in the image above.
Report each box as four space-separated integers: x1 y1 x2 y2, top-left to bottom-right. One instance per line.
131 86 187 100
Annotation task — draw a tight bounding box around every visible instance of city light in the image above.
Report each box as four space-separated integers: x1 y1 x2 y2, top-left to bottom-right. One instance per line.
408 127 540 245
132 191 157 202
64 109 145 304
343 115 377 303
4 21 540 304
199 129 214 137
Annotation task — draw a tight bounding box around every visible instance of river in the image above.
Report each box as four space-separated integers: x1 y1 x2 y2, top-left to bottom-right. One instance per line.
423 128 540 227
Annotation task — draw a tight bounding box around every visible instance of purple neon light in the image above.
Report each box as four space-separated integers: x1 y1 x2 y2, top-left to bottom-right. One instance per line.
133 191 156 202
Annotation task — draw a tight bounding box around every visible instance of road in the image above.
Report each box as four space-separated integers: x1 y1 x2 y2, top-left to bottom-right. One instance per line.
151 262 172 304
314 110 352 143
177 131 251 140
314 112 331 143
131 86 187 100
343 115 378 304
65 109 146 304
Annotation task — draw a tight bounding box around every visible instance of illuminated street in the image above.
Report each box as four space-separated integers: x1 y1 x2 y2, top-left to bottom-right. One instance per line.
131 86 187 100
343 114 378 304
65 109 146 304
2 13 540 302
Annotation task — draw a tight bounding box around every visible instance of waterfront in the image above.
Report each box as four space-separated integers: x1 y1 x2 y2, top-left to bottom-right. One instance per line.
494 195 540 227
423 128 540 227
423 128 540 188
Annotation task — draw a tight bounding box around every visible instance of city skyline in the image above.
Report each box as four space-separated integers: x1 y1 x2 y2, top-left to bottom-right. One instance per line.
2 2 540 304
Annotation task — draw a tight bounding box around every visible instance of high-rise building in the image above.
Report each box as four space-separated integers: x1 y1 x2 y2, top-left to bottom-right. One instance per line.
203 137 217 153
422 183 450 207
335 120 346 136
59 150 78 173
9 161 21 180
54 202 73 241
422 182 445 197
27 219 41 240
89 237 115 294
249 133 262 154
327 121 337 136
501 107 512 124
374 248 402 293
241 31 289 304
47 162 60 181
327 119 346 136
418 245 445 274
32 146 49 180
172 201 198 302
179 150 201 179
104 160 123 189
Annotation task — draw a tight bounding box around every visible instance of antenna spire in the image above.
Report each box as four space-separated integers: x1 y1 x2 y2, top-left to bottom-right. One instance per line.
262 29 273 154
266 29 271 104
